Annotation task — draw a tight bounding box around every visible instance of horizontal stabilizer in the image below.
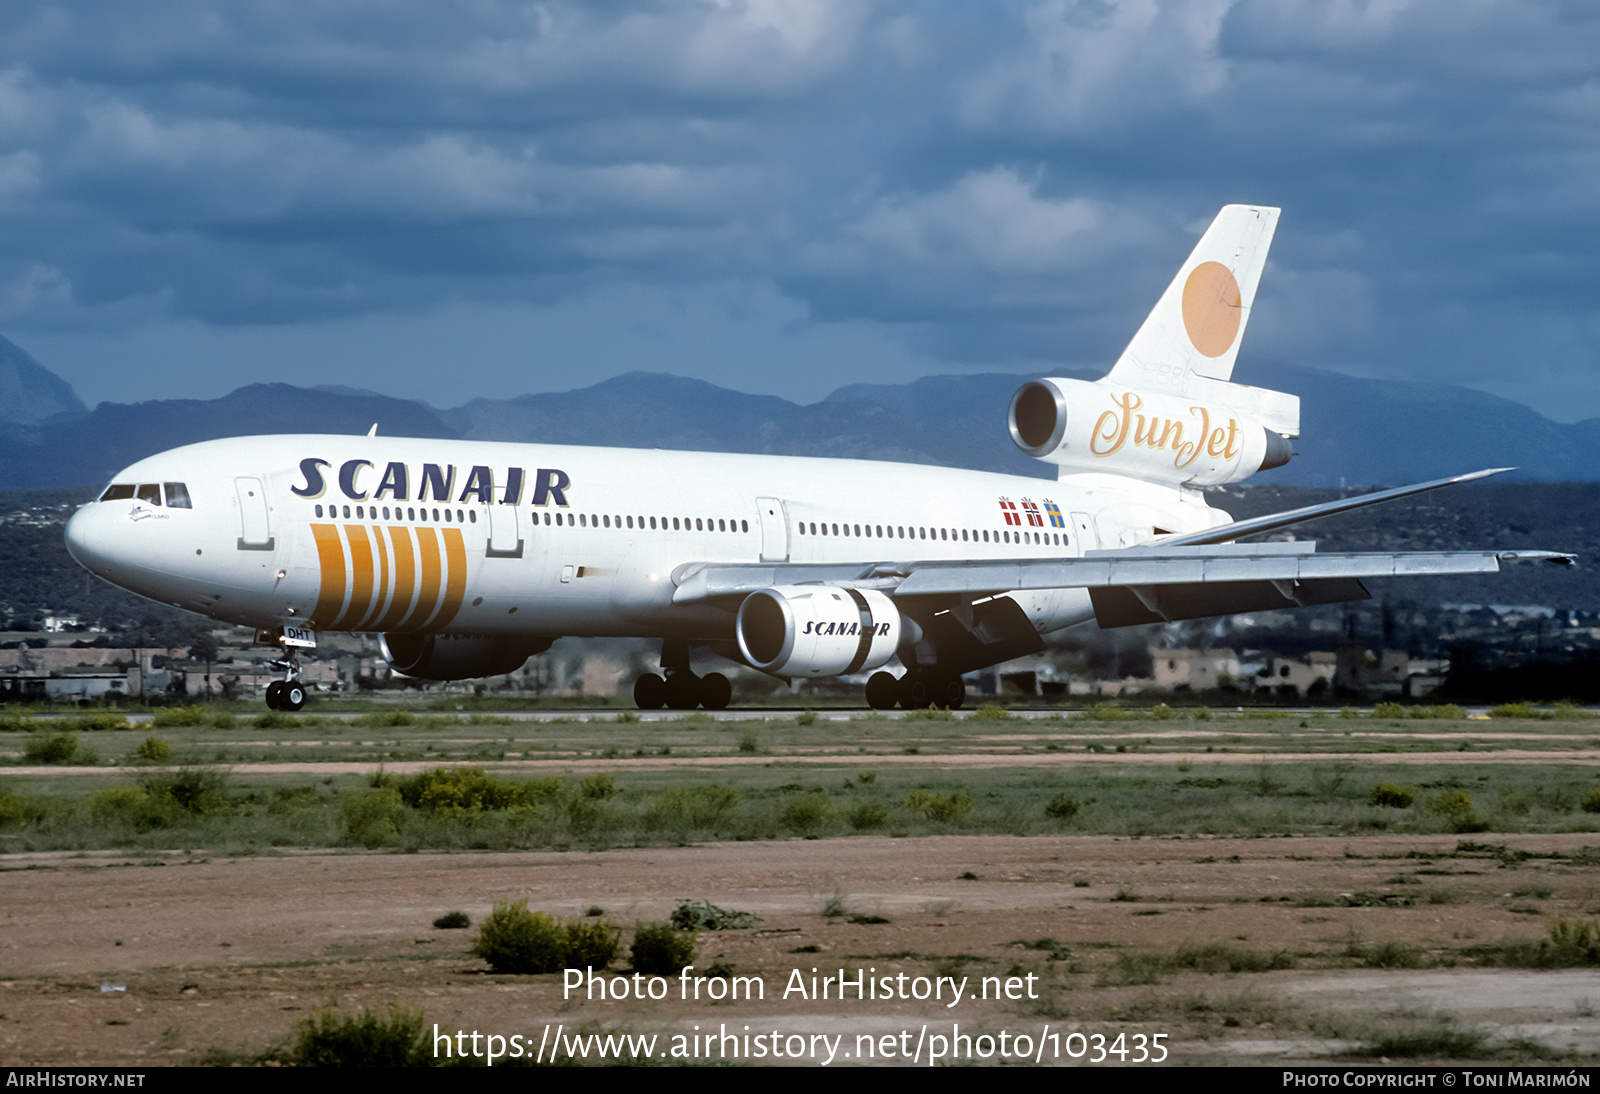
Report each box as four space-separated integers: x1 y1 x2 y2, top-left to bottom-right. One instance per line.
1164 467 1522 546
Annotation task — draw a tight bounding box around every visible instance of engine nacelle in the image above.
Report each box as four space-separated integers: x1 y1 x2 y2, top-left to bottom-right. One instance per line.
380 633 553 681
1009 377 1293 487
736 586 901 678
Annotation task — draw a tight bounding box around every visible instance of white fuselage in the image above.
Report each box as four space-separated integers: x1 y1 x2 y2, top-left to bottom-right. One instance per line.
63 434 1233 648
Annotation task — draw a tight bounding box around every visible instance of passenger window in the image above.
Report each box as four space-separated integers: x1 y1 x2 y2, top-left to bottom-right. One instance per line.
740 520 748 532
100 483 135 501
163 483 192 508
136 483 162 505
315 504 324 518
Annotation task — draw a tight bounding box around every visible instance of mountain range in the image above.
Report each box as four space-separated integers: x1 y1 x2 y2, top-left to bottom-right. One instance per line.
3 332 1599 491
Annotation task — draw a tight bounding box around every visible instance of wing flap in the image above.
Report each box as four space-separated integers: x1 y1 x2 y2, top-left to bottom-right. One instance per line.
1089 577 1371 628
671 544 1571 604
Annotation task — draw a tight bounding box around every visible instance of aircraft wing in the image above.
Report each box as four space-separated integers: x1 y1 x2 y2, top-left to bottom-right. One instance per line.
671 541 1574 627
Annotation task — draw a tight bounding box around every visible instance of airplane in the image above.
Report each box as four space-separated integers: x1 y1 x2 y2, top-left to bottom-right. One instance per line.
63 205 1574 712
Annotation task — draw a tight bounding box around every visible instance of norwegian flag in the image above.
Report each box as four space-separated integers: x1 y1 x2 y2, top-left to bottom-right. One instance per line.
1043 500 1065 528
998 498 1021 526
1020 499 1045 527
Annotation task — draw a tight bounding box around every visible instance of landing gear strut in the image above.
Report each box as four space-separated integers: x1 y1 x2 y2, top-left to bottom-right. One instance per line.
264 648 307 712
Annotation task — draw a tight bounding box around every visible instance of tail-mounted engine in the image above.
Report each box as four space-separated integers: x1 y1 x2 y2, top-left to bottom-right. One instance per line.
1009 377 1295 487
380 633 554 681
736 586 901 678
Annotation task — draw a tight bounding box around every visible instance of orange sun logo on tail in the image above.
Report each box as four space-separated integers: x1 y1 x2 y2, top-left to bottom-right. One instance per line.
1181 261 1242 358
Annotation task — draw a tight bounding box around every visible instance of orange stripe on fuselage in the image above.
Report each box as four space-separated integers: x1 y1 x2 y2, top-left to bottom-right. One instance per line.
373 525 417 631
397 526 442 631
361 523 392 630
309 523 346 627
430 527 468 629
333 525 376 629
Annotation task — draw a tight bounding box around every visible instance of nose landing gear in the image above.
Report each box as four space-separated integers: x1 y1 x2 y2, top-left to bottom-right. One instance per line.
264 650 308 712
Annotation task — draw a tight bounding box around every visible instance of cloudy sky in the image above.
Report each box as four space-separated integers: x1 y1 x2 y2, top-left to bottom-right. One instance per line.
2 1 1599 421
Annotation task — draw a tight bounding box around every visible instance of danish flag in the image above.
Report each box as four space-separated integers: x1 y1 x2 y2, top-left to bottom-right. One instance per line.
998 498 1021 526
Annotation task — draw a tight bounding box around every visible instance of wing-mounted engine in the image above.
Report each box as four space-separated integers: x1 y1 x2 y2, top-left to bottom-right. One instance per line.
735 585 901 678
380 633 554 681
1009 376 1296 487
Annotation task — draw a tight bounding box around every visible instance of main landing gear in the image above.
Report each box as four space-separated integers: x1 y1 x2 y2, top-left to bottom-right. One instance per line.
264 648 308 712
633 671 732 711
866 670 965 711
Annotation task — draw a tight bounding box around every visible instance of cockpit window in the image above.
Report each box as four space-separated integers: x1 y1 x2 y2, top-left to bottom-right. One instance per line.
136 484 162 505
100 484 135 501
164 483 192 509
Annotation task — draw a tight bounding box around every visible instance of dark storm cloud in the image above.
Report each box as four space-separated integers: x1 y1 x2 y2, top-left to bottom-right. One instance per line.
1 1 1599 418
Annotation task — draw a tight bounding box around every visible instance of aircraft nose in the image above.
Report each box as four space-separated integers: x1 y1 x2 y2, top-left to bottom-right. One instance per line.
64 505 100 570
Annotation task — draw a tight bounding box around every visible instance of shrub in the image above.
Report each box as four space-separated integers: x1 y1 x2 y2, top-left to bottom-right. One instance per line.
845 801 888 830
396 767 529 813
972 704 1011 721
1427 789 1474 821
0 788 46 827
1489 702 1537 719
339 787 408 847
580 773 618 800
1408 704 1467 720
134 736 172 762
292 1005 430 1067
1583 788 1600 815
1426 788 1485 832
354 710 416 727
1370 784 1415 809
1372 702 1406 720
671 900 756 931
151 705 206 728
472 901 621 974
433 911 470 929
24 732 81 765
138 767 228 815
779 794 831 831
474 901 568 974
647 785 740 828
64 712 128 732
631 922 696 975
795 710 817 727
904 789 973 823
86 786 173 829
564 917 623 969
1044 794 1080 820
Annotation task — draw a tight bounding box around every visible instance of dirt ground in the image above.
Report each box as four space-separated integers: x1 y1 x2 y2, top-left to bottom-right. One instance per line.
4 831 1600 1067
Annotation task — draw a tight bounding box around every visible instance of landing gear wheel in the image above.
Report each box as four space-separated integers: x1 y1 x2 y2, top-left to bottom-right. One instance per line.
865 671 899 711
265 681 285 711
935 675 966 710
699 672 732 710
282 681 307 712
898 671 933 710
663 671 702 710
633 673 666 710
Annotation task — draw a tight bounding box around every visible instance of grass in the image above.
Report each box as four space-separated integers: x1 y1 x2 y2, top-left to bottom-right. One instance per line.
4 710 1600 853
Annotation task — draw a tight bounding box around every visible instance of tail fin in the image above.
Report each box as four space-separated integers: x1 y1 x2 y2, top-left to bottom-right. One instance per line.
1106 204 1278 390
